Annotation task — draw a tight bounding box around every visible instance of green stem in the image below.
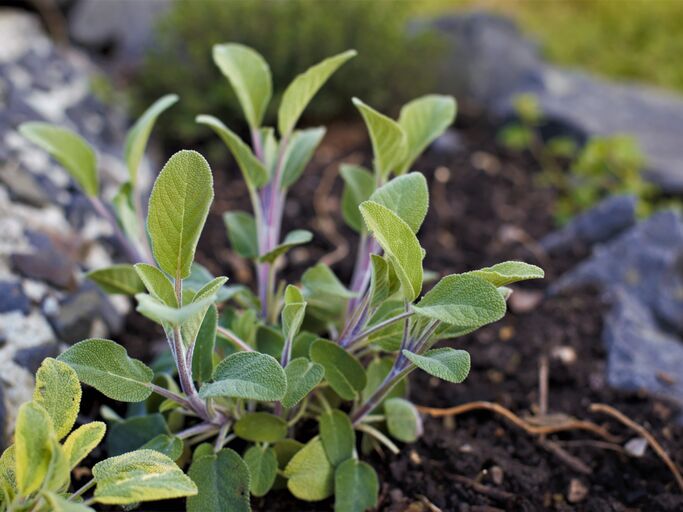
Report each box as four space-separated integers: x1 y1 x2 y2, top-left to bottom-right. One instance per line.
69 479 95 501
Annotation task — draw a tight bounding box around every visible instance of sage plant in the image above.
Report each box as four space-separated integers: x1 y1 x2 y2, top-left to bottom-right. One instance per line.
11 44 544 511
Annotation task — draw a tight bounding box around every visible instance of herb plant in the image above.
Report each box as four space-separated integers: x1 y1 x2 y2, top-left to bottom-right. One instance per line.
16 44 543 511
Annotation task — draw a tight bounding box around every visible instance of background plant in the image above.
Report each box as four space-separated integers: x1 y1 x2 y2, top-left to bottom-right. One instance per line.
498 93 662 224
131 0 445 147
18 44 543 511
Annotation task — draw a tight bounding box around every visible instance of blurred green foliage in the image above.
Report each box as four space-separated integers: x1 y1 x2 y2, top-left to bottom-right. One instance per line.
499 94 661 225
132 0 445 147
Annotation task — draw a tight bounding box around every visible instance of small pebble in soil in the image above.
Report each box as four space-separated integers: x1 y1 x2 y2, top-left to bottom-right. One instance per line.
624 437 648 457
508 288 544 314
568 478 589 503
551 345 577 365
489 465 504 485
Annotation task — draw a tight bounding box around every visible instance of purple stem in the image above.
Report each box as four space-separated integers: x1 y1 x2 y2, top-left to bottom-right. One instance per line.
89 196 148 263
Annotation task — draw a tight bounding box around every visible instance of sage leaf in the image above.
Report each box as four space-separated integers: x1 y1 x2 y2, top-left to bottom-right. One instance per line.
384 397 422 442
0 445 16 504
112 182 142 244
334 459 379 512
319 409 355 467
282 285 307 343
93 449 197 505
244 445 278 497
362 357 405 404
87 264 146 296
43 492 95 511
147 150 214 279
135 292 216 328
187 448 250 512
58 338 154 402
62 422 106 469
44 439 70 493
259 229 313 263
397 94 456 174
33 358 81 440
278 50 356 137
15 402 52 495
282 358 324 409
199 351 287 401
213 43 272 129
196 115 268 188
256 325 285 359
302 263 356 299
107 413 169 457
310 339 366 401
352 98 407 179
340 164 374 232
234 412 288 443
19 122 98 196
124 94 178 185
412 274 506 334
223 211 258 259
140 434 184 461
360 200 423 302
369 172 429 233
284 437 334 501
402 347 471 383
281 127 326 188
134 263 177 307
192 304 217 382
465 260 545 287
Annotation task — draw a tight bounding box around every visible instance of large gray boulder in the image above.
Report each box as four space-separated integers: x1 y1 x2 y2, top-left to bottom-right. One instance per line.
433 12 683 193
0 10 132 446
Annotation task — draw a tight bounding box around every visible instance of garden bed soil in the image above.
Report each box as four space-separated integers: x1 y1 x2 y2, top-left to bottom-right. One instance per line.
113 106 682 511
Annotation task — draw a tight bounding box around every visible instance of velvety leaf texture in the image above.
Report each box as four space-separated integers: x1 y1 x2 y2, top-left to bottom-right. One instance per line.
340 164 374 232
403 347 471 383
124 94 178 184
278 50 357 137
87 264 146 296
224 211 259 259
15 402 52 495
147 150 214 279
352 98 407 178
282 358 325 409
360 200 423 302
234 412 288 443
284 437 334 501
369 172 429 233
199 351 287 401
58 338 154 402
259 229 313 263
397 94 456 174
334 459 379 512
244 445 278 497
213 43 272 128
33 358 81 440
319 410 355 467
384 397 422 442
302 263 356 299
19 122 98 196
44 492 95 511
465 260 545 287
187 448 250 512
310 339 366 401
93 449 197 505
134 263 178 307
63 422 106 469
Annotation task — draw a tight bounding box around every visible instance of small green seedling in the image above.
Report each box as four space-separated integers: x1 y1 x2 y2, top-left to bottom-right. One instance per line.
17 44 543 511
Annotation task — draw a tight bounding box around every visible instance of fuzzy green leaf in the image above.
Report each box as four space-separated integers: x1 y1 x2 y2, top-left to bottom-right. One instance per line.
259 229 313 263
465 261 545 287
19 122 98 196
0 445 16 504
369 172 429 233
384 398 422 442
224 211 258 259
334 459 379 512
397 94 456 174
15 402 52 495
213 43 271 129
87 264 146 296
112 182 142 244
133 263 178 307
360 200 423 301
282 285 307 342
412 274 506 334
362 357 406 404
402 347 471 383
278 50 356 137
124 94 178 185
340 164 375 232
140 434 184 461
33 358 81 440
352 98 407 178
181 277 228 347
310 339 366 401
302 263 356 299
147 150 214 279
196 115 268 188
199 351 287 401
244 446 278 497
135 292 216 328
62 422 106 469
192 304 217 382
282 358 324 409
320 410 355 467
93 449 196 505
43 492 95 511
284 437 334 501
58 339 153 402
281 127 326 188
187 448 250 512
107 414 169 457
234 412 288 443
368 255 398 308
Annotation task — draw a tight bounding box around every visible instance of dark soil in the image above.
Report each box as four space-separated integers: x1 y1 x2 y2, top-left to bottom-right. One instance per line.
115 106 683 511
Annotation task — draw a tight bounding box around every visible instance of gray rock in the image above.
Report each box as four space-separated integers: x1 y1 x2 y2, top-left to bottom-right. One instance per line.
540 195 637 253
10 230 78 290
432 12 683 193
13 342 59 374
0 281 30 315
